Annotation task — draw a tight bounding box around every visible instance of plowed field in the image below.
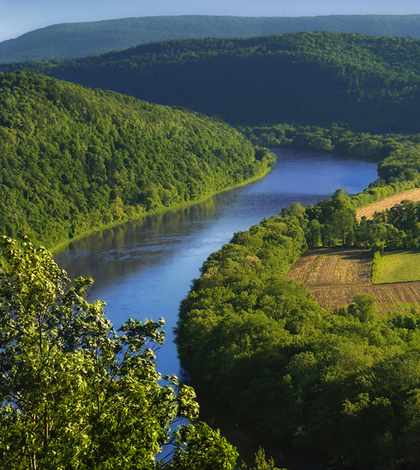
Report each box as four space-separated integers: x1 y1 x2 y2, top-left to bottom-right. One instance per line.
356 188 420 220
286 248 420 314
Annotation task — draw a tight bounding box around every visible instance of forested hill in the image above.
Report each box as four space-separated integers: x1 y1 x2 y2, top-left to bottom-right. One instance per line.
4 32 420 133
0 71 273 250
3 15 420 64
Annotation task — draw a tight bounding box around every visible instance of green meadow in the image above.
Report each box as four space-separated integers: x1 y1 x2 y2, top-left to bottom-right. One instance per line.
373 251 420 284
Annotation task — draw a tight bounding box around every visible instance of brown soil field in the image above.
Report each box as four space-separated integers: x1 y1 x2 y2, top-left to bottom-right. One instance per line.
356 188 420 220
286 248 420 314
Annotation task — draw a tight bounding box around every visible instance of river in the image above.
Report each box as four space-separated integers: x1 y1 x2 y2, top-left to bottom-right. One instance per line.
54 148 378 377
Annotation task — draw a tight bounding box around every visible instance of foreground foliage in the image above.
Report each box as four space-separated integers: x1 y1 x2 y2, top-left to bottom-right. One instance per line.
0 236 239 469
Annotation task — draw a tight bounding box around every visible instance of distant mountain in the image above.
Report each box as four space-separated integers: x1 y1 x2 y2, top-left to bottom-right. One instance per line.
5 31 420 133
3 14 420 64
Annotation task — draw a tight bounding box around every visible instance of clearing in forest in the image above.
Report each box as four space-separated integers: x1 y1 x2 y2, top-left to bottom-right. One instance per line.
286 248 420 314
356 188 420 220
373 251 420 284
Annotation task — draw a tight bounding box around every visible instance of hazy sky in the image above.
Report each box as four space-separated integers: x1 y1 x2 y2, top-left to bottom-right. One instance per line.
1 0 420 42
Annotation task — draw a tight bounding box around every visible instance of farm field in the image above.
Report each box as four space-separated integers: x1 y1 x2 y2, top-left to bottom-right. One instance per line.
286 248 420 314
373 251 420 284
356 188 420 220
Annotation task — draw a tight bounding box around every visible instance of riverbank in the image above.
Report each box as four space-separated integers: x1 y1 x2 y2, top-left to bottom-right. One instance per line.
52 164 274 256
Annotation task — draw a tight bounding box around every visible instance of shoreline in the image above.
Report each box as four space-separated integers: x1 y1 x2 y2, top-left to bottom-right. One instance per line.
52 165 274 256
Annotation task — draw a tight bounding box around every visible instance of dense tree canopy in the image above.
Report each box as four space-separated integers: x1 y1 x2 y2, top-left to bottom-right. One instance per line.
4 31 420 132
6 27 420 470
175 190 420 469
0 71 274 250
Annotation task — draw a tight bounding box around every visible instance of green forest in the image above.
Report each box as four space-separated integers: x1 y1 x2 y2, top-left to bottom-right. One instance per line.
0 71 273 250
3 15 420 64
175 186 420 469
5 27 420 469
3 31 420 133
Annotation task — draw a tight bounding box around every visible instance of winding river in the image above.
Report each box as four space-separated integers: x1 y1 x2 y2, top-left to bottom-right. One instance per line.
54 148 378 377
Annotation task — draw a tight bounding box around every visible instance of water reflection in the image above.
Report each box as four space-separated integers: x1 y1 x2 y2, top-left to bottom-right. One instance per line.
54 148 378 377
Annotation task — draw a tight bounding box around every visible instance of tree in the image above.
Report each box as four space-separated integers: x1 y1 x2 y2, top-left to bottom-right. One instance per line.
332 208 357 245
240 448 285 470
306 219 322 247
347 293 377 322
0 236 238 469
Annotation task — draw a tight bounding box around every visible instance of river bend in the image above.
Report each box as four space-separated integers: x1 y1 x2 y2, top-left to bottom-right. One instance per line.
54 148 378 377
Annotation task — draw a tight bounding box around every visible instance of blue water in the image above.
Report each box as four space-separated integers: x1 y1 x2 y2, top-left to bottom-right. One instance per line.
54 148 378 377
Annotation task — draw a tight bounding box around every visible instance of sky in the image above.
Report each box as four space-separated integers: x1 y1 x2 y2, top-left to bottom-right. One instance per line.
1 0 420 42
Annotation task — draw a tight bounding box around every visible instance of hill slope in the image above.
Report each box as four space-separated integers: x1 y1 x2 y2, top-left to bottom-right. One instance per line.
3 14 420 63
5 32 420 132
175 192 420 469
0 71 273 249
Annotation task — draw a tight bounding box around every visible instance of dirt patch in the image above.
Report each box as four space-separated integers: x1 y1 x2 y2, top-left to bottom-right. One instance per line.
286 248 372 287
286 248 420 314
356 188 420 221
309 283 420 314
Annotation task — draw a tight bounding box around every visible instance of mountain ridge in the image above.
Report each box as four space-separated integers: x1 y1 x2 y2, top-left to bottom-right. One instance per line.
4 31 420 133
3 14 420 63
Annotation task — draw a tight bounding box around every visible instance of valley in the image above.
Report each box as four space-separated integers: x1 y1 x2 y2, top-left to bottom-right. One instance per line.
4 21 420 470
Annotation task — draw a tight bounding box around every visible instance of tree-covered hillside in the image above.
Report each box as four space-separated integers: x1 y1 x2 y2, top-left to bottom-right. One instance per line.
4 32 420 133
0 71 273 250
175 186 420 469
174 123 420 468
3 15 420 64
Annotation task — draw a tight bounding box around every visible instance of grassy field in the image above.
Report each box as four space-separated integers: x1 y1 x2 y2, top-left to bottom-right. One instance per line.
286 248 420 314
373 251 420 284
356 188 420 220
